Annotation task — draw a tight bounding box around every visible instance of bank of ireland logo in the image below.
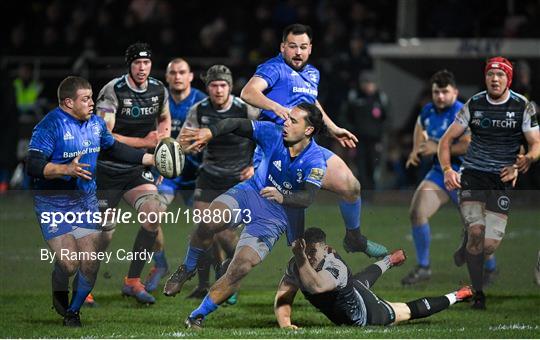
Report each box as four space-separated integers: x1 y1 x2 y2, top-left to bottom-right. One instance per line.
497 196 510 211
283 181 292 189
82 140 91 147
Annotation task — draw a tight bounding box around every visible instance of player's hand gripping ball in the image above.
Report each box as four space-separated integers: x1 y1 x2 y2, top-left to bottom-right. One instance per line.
154 137 185 179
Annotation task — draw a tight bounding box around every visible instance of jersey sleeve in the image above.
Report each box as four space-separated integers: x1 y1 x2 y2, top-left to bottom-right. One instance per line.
522 101 539 133
97 116 115 149
455 100 471 127
28 119 56 159
322 255 348 289
417 104 429 129
303 155 327 188
182 104 200 129
251 121 282 150
96 80 119 115
254 62 281 89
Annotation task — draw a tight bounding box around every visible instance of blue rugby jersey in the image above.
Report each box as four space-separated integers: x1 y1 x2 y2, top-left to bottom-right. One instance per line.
254 54 320 124
169 88 206 139
247 121 326 192
418 100 464 167
28 107 115 195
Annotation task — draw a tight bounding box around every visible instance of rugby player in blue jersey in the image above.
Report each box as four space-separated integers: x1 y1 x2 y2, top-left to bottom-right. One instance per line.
27 76 155 326
439 57 540 309
401 70 472 285
164 103 327 328
144 58 207 294
241 24 387 258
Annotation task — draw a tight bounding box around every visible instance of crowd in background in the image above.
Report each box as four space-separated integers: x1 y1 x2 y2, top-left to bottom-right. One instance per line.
2 0 539 193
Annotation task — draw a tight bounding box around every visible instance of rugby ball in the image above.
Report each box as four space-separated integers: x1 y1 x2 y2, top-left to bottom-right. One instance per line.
154 137 185 179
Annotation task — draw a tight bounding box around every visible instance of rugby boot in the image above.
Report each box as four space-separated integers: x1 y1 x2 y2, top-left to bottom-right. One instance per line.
144 266 169 292
186 286 209 300
52 290 69 317
401 266 431 285
453 229 468 267
163 264 196 297
343 229 389 257
225 293 238 306
455 286 474 302
121 277 156 304
388 249 407 267
83 293 96 307
63 310 82 327
185 315 204 330
471 290 486 310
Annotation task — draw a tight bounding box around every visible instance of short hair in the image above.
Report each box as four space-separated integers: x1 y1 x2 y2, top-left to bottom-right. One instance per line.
57 76 91 103
296 102 326 137
430 70 457 88
282 23 312 42
304 227 326 244
167 58 190 73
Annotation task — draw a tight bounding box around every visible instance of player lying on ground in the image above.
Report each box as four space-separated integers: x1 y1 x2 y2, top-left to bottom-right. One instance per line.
274 227 473 328
27 76 155 327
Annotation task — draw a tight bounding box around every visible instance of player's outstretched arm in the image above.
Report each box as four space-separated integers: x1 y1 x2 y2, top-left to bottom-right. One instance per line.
274 276 299 329
27 153 92 181
438 122 466 190
101 141 154 166
181 118 254 152
241 77 290 121
315 100 358 149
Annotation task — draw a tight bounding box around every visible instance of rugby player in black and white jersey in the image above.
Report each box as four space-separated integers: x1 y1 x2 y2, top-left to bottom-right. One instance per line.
439 57 540 310
95 42 171 304
274 228 472 328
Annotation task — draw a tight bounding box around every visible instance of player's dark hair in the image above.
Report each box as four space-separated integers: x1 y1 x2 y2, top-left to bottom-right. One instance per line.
304 227 326 244
430 70 457 88
296 102 326 137
57 76 91 103
282 23 312 42
125 42 152 67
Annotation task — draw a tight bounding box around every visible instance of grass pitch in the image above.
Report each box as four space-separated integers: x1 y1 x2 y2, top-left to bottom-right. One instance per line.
1 192 539 338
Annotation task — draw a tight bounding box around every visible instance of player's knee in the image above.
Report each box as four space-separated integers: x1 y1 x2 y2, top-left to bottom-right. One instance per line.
196 222 218 241
409 208 427 226
483 242 498 256
137 193 168 229
58 259 79 276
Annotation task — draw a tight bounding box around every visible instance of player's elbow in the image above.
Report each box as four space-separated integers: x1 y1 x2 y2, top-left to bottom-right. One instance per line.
240 86 252 103
26 151 48 178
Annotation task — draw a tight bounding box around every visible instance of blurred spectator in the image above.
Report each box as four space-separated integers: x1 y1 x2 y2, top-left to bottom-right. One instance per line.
340 71 388 200
13 64 43 119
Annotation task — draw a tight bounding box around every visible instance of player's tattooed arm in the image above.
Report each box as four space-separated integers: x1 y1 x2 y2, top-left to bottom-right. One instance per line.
274 276 299 329
157 102 171 138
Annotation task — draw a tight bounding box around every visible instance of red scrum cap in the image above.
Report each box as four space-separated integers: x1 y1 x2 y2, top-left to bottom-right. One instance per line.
485 57 513 88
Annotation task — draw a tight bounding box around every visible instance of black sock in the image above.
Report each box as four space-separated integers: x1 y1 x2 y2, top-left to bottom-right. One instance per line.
197 249 213 288
127 227 158 279
352 264 382 288
52 261 70 292
466 251 484 292
406 296 450 320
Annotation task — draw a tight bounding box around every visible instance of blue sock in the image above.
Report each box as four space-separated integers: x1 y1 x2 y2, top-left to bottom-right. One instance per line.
412 223 431 267
183 246 206 272
67 271 93 313
484 256 496 271
189 294 219 319
339 198 361 231
153 250 168 269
